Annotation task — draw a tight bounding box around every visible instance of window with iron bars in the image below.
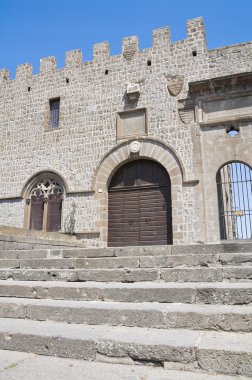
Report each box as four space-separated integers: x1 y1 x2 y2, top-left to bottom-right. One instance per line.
49 98 60 128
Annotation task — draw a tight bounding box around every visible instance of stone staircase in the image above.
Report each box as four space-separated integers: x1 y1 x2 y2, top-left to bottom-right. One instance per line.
0 242 252 378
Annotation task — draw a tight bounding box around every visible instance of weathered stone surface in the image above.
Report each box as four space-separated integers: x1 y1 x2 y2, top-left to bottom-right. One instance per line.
160 268 223 282
0 259 20 269
19 259 74 269
223 266 252 280
196 283 252 305
1 280 252 304
139 254 219 268
74 257 139 269
0 251 18 259
77 269 159 282
220 252 252 265
0 319 251 376
62 249 115 258
197 331 252 377
171 243 252 255
0 241 252 379
1 298 252 332
1 350 247 380
0 269 79 282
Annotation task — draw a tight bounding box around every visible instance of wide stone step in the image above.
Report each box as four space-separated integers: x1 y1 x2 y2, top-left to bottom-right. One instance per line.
0 297 251 332
1 242 252 260
1 253 252 271
0 254 223 269
1 350 250 380
0 318 251 376
0 280 251 304
0 266 251 282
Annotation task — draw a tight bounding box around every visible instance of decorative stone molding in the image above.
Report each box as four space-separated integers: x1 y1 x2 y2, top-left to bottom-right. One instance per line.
197 94 252 126
179 73 252 127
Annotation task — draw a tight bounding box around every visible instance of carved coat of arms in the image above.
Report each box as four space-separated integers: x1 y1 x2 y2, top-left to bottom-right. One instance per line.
123 37 138 61
165 75 184 96
177 99 195 124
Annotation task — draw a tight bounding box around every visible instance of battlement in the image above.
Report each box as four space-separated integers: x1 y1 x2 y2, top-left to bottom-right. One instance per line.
0 17 208 82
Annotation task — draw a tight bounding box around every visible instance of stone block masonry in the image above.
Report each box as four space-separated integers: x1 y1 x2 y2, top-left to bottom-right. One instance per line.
0 17 252 247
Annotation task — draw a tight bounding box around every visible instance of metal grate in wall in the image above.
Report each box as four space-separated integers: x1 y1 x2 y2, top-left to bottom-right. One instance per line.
50 99 60 128
217 162 252 240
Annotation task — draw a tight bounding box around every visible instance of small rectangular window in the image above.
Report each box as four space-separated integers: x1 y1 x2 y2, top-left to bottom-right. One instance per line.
49 98 60 128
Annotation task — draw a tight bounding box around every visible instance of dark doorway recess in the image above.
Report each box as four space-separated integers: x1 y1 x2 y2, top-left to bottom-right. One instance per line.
108 159 173 247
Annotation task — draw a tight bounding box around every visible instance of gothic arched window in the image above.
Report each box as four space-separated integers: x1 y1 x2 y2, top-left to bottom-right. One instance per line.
27 178 63 232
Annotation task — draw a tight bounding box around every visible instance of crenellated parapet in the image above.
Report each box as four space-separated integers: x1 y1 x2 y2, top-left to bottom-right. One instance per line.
40 56 57 74
152 26 171 51
0 69 10 83
65 49 83 68
93 42 110 62
186 17 207 54
16 64 33 81
0 17 251 88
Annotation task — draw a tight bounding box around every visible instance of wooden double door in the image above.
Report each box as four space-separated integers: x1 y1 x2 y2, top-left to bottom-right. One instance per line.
108 160 172 247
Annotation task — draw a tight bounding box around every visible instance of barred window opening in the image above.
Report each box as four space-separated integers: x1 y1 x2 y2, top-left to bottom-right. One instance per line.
49 98 60 128
217 162 252 240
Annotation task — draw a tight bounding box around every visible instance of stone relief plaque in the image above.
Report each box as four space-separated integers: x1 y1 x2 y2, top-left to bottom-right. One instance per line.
117 108 147 139
165 74 184 96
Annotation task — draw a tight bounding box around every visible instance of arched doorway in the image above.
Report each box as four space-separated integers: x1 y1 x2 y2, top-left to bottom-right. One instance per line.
217 161 252 240
108 159 172 247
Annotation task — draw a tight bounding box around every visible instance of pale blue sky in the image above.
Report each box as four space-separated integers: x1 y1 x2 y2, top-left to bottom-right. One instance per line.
1 0 252 77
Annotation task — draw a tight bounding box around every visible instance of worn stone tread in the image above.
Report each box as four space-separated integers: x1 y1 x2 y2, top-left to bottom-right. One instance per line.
0 280 251 304
0 318 251 376
0 297 251 331
0 241 252 260
0 253 251 270
0 350 250 380
0 266 251 282
0 254 222 269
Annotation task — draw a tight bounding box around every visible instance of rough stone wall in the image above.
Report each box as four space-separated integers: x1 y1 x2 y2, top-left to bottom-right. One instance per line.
200 122 252 242
0 199 24 228
0 17 251 245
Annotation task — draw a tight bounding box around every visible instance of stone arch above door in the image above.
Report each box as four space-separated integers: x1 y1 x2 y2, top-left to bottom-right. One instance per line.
92 138 190 192
93 139 188 246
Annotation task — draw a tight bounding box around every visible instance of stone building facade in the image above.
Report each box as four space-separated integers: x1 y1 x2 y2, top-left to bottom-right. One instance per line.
0 17 251 247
